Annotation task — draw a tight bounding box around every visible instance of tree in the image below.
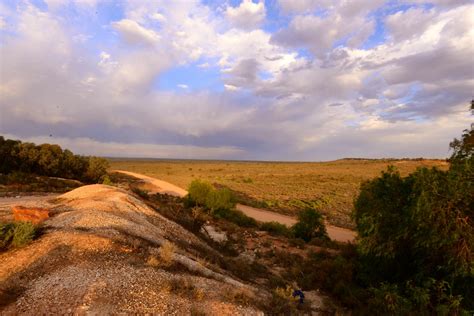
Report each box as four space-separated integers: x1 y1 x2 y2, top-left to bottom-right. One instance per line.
85 156 109 183
353 102 474 312
449 100 473 163
292 208 328 242
38 144 63 176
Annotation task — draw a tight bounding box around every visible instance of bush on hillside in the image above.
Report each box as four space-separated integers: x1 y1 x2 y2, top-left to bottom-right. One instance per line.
291 208 328 242
188 179 214 206
205 188 235 213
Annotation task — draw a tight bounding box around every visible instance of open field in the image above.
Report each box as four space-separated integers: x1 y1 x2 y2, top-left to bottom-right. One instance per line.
109 158 448 228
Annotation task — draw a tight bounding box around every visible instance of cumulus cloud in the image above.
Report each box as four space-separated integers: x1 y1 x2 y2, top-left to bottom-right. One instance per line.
112 19 160 46
226 0 266 30
277 0 323 14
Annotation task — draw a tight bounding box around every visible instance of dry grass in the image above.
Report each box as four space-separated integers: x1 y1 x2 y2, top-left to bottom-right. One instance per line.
223 288 254 306
110 158 448 227
159 241 176 267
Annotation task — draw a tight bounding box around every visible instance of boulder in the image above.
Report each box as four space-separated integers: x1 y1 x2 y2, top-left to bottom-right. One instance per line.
200 225 228 243
12 205 49 224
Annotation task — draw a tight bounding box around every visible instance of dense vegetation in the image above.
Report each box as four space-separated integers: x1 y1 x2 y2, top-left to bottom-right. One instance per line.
350 103 473 314
0 136 109 183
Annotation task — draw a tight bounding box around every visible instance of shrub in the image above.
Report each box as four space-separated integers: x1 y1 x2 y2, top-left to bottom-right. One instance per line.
205 188 235 213
291 208 328 242
188 180 214 206
0 222 36 250
268 286 299 315
260 221 292 237
213 208 258 227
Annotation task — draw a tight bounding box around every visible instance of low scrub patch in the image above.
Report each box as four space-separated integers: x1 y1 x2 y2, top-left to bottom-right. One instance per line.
260 221 291 237
213 208 258 227
0 221 37 251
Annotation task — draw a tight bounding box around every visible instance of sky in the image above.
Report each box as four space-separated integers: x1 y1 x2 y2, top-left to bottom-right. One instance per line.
0 0 473 161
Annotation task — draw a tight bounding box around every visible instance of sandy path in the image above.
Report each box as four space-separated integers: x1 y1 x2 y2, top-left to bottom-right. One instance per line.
114 170 188 197
113 170 356 243
236 204 356 243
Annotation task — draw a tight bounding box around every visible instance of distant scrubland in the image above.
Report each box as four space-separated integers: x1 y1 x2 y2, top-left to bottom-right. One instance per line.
110 158 448 228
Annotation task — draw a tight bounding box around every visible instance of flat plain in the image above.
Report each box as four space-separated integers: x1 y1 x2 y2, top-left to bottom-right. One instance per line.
109 158 448 228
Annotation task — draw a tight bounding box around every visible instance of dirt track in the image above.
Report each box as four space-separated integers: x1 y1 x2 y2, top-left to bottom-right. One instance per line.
114 170 356 243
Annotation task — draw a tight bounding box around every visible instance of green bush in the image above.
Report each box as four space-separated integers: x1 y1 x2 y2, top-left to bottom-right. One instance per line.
187 179 214 206
102 174 113 185
0 222 37 250
205 188 235 213
260 221 292 237
291 208 328 242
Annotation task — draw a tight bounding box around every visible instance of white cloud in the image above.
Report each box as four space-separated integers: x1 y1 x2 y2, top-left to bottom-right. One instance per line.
385 7 436 42
112 19 160 46
226 0 266 30
224 84 240 91
272 1 382 56
177 84 188 89
277 0 327 14
150 12 166 23
197 62 210 68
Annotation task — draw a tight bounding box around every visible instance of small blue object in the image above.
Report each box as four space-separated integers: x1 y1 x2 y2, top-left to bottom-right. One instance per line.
292 289 305 304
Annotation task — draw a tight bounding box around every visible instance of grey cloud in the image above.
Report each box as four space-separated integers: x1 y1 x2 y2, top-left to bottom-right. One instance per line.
0 2 472 161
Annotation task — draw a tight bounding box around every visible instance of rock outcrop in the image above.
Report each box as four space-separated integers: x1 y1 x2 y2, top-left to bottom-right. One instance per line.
0 185 261 315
